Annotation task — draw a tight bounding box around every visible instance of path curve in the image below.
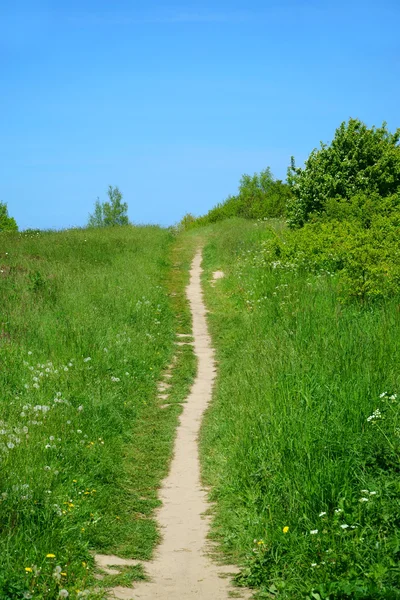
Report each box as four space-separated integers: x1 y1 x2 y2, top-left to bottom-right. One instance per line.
112 250 248 600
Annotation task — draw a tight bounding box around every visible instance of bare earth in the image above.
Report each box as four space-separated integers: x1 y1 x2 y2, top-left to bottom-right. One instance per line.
107 250 249 600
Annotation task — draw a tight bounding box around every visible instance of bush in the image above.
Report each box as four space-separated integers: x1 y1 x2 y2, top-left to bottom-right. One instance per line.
0 202 18 232
259 195 400 301
287 119 400 228
182 169 292 229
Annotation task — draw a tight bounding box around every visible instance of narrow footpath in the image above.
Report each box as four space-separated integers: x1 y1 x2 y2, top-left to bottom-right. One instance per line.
110 249 249 600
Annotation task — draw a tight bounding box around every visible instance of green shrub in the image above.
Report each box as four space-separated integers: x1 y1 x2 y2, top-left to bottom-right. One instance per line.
0 202 18 232
287 119 400 228
182 169 292 229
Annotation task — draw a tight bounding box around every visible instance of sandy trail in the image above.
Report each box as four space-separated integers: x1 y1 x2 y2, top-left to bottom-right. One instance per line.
110 249 248 600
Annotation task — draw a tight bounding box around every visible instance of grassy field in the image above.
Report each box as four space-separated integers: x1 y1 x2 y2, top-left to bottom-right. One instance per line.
2 218 399 600
195 219 400 600
0 226 196 599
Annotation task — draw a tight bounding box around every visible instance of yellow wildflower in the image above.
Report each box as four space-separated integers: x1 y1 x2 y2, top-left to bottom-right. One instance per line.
25 567 33 572
46 553 56 558
283 526 289 534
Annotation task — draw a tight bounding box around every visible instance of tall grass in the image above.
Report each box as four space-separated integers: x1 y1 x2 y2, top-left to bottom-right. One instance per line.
198 219 400 599
0 226 190 599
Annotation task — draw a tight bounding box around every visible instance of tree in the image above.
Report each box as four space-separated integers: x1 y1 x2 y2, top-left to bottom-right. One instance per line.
0 202 18 232
287 119 400 227
88 186 129 227
235 168 291 219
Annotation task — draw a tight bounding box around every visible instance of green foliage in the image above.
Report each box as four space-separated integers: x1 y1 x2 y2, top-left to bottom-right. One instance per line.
183 169 291 229
235 168 290 219
0 202 18 232
259 193 400 302
199 218 400 600
287 119 400 227
88 186 129 227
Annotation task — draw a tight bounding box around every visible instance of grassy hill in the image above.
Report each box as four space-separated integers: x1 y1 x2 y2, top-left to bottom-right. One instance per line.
194 218 400 600
0 225 196 599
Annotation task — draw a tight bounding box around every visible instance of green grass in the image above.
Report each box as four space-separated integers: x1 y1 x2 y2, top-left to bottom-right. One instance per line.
0 225 196 599
196 218 400 600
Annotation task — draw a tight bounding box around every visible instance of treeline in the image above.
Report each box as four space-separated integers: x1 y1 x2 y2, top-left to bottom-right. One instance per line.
184 118 400 301
182 118 400 232
180 167 292 229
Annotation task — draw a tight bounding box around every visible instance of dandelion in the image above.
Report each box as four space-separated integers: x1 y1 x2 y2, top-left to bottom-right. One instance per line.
282 526 289 533
25 567 32 572
46 553 56 558
310 529 318 535
59 590 69 598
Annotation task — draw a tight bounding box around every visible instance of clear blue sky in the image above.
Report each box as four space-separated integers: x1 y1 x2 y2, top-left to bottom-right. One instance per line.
1 0 399 230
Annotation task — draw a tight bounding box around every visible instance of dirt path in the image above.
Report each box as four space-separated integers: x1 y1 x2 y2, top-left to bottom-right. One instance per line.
110 249 249 600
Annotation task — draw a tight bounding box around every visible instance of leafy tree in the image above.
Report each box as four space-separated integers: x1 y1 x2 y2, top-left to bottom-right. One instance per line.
0 202 18 232
287 119 400 227
236 168 291 219
88 186 129 227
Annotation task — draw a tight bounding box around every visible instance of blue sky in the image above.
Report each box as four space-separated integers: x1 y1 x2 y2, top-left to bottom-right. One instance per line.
1 0 399 229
